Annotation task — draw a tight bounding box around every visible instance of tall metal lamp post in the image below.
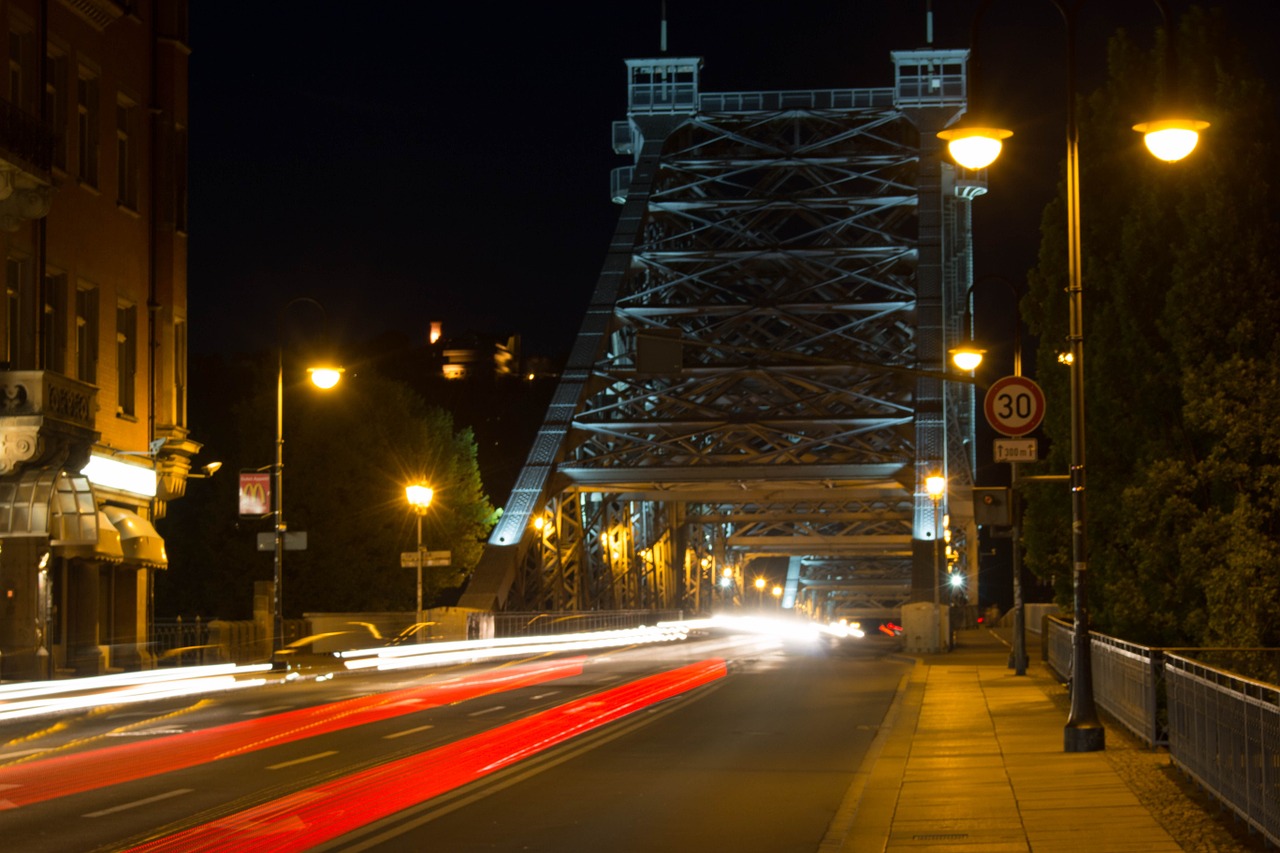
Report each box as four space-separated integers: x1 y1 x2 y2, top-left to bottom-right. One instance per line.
272 298 343 660
938 0 1207 752
951 274 1028 675
925 474 946 650
405 482 434 638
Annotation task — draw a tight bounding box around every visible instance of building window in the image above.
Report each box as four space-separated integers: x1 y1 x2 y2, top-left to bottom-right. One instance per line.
116 302 135 416
45 50 67 171
4 256 25 366
42 272 66 373
174 319 187 427
8 28 32 111
76 284 98 383
115 96 137 209
77 67 99 187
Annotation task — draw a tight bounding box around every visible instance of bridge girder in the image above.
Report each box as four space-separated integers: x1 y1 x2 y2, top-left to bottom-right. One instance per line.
461 51 981 616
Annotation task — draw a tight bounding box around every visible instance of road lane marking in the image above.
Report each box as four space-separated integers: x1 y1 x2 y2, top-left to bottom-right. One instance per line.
467 706 506 717
83 788 192 818
530 691 560 700
267 751 338 770
244 705 293 716
383 725 434 740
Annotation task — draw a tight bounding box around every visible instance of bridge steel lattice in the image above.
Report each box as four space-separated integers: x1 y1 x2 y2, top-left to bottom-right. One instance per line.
461 49 985 622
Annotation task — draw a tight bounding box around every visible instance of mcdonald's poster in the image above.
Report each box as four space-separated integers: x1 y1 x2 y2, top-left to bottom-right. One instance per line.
239 472 271 516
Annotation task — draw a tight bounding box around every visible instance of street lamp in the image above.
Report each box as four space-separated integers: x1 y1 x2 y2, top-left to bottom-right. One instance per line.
925 474 946 619
952 275 1030 676
754 576 766 609
272 298 343 661
938 1 1207 753
405 482 434 638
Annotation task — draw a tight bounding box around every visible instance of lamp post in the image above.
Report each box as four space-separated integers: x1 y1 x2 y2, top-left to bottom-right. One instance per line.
952 275 1029 676
272 298 343 660
925 474 946 650
405 482 434 639
938 1 1207 752
754 576 766 609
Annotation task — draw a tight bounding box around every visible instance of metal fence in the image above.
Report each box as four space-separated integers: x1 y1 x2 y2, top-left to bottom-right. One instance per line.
1045 616 1280 846
1044 617 1166 746
492 610 685 638
1165 654 1280 846
151 617 214 666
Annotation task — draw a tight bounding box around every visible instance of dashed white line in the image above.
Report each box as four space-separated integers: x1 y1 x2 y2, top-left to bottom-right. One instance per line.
384 724 434 740
244 705 294 716
467 706 506 718
267 750 338 770
531 691 561 700
83 788 193 818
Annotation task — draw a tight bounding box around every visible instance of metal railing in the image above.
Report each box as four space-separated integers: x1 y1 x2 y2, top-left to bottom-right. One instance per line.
1165 654 1280 845
1045 616 1166 746
1044 616 1280 846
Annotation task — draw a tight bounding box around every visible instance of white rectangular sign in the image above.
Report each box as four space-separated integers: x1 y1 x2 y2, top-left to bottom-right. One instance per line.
994 438 1038 463
401 550 452 568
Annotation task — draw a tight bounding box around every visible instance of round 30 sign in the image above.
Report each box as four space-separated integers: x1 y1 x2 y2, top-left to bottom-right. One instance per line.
983 375 1046 437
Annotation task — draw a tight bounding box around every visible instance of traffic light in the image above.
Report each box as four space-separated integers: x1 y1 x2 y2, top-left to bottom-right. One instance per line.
973 486 1012 527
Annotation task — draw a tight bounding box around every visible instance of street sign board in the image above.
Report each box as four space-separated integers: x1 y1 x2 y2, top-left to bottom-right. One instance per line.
994 437 1038 463
400 550 452 568
984 375 1046 437
256 531 307 551
239 472 271 516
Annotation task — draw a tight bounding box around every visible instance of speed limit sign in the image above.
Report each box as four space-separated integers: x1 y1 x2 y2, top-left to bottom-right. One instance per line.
984 375 1046 437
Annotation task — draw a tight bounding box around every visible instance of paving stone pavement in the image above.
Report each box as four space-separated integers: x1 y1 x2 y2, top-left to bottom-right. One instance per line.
829 628 1267 852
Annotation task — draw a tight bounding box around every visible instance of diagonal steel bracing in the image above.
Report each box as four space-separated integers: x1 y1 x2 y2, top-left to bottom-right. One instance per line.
462 51 982 620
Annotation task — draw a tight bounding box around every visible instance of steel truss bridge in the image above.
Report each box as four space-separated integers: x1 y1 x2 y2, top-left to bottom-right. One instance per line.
461 49 986 623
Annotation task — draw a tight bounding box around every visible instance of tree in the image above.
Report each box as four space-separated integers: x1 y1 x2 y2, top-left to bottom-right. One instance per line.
1020 5 1280 646
157 353 496 619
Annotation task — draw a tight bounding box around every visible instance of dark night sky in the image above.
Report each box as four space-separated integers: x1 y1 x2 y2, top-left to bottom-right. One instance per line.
187 1 1277 362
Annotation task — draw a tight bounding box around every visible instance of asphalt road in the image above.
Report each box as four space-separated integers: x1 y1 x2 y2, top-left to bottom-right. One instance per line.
0 629 909 852
322 633 909 853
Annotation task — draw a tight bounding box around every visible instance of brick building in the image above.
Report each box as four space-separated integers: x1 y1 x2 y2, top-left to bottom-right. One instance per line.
0 0 191 679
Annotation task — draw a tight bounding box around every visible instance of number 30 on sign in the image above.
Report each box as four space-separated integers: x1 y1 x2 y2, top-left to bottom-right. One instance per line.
983 375 1046 437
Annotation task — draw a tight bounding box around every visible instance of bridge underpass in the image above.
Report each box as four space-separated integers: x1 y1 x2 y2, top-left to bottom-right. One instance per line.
460 46 985 630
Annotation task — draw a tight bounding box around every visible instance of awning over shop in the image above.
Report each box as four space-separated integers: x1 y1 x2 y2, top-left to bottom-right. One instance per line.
103 505 167 568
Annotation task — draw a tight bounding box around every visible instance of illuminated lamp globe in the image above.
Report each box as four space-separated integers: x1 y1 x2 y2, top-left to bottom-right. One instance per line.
950 346 986 372
1133 118 1210 162
925 475 946 500
937 126 1013 170
307 366 343 389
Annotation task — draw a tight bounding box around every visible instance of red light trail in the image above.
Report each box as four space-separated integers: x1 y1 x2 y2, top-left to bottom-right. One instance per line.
127 657 727 852
0 657 584 809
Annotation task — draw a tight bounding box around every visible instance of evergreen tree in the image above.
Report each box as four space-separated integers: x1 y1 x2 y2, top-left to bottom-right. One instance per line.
1021 5 1280 646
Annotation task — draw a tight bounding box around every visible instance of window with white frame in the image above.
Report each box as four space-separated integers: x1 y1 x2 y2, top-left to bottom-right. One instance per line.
116 301 136 415
116 95 137 209
42 271 66 373
76 283 98 383
45 49 67 170
77 66 99 187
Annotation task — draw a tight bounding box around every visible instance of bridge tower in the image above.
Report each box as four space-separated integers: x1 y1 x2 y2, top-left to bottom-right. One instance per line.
461 48 985 624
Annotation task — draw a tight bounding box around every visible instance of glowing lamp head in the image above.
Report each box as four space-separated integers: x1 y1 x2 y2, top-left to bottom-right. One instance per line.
308 366 343 389
925 475 946 500
937 125 1013 170
405 483 434 511
1133 118 1209 162
950 347 986 372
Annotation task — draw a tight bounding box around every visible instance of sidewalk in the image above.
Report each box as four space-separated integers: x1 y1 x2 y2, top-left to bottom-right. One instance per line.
826 627 1184 852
